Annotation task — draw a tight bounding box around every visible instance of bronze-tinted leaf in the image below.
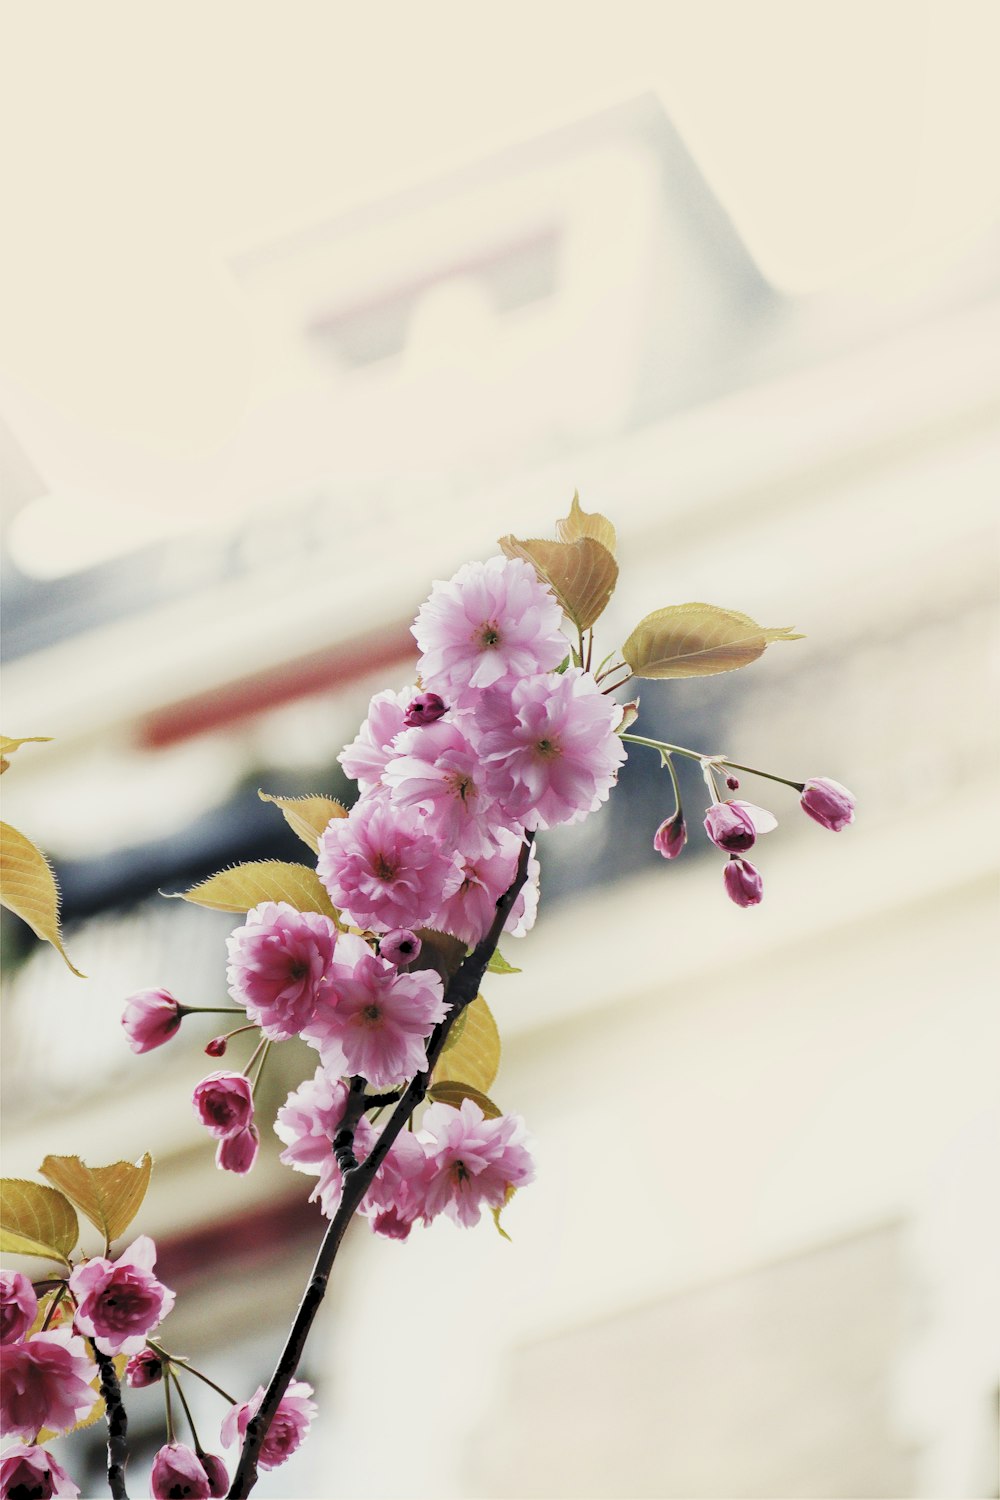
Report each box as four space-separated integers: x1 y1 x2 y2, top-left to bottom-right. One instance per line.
258 791 347 854
0 1179 79 1263
426 1080 503 1119
555 492 617 558
39 1154 153 1250
167 861 339 920
0 821 83 975
622 603 804 679
498 534 618 631
412 928 468 986
432 995 500 1093
0 735 52 774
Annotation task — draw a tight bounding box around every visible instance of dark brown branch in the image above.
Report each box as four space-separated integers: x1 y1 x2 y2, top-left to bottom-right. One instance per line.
92 1342 130 1499
227 834 534 1498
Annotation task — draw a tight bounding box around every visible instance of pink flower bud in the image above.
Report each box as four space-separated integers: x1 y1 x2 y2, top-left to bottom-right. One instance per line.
192 1073 254 1139
151 1443 213 1500
121 988 183 1054
124 1348 163 1387
216 1125 260 1175
402 692 447 727
0 1270 37 1344
704 800 777 853
800 777 855 831
723 856 763 908
0 1444 80 1499
725 774 740 790
199 1453 229 1497
653 812 687 860
205 1035 228 1058
379 929 422 966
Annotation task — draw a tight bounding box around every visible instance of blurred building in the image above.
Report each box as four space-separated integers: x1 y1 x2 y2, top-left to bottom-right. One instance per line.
2 96 998 1498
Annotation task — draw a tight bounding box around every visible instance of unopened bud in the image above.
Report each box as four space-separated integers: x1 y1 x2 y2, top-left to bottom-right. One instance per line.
379 929 422 966
723 856 764 908
403 692 447 727
653 812 687 860
726 774 740 791
205 1036 227 1057
800 777 855 832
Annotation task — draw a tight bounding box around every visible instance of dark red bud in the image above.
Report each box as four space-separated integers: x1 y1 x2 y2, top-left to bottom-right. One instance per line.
726 774 740 790
403 692 447 728
205 1036 227 1057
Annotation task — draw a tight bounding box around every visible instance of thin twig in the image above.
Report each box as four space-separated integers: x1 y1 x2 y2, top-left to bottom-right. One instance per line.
92 1343 130 1499
227 835 535 1498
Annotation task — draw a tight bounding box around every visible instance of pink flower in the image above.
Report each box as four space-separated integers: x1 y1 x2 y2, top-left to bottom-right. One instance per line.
417 1100 535 1229
413 555 567 706
703 800 776 853
723 856 764 908
478 669 626 830
0 1330 97 1438
653 812 687 860
317 799 460 933
403 692 448 727
0 1444 80 1498
431 831 525 946
124 1348 163 1387
0 1271 37 1344
505 839 541 938
121 989 183 1054
801 777 856 831
275 1069 351 1175
379 929 421 967
150 1443 214 1499
216 1126 260 1176
68 1236 175 1356
192 1072 254 1139
226 901 337 1040
221 1380 317 1471
338 685 415 791
304 951 446 1088
360 1130 427 1239
383 719 505 856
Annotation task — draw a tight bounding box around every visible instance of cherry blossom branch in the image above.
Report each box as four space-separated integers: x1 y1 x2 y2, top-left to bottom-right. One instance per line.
227 834 535 1499
91 1342 130 1499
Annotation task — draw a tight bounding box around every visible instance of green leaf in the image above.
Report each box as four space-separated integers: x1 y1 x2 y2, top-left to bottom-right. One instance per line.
167 861 339 921
427 1080 503 1119
441 1006 468 1054
491 1183 517 1241
433 995 500 1093
498 533 619 631
555 491 617 558
39 1153 152 1249
258 791 347 854
0 821 84 975
486 948 521 976
0 1179 79 1262
0 735 53 774
621 603 804 679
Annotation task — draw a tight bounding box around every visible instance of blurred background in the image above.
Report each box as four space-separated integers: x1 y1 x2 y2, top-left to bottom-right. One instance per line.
2 3 998 1495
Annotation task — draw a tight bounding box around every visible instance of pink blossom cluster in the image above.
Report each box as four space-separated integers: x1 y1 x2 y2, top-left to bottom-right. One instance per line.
0 1242 175 1497
276 1071 534 1238
324 555 625 941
